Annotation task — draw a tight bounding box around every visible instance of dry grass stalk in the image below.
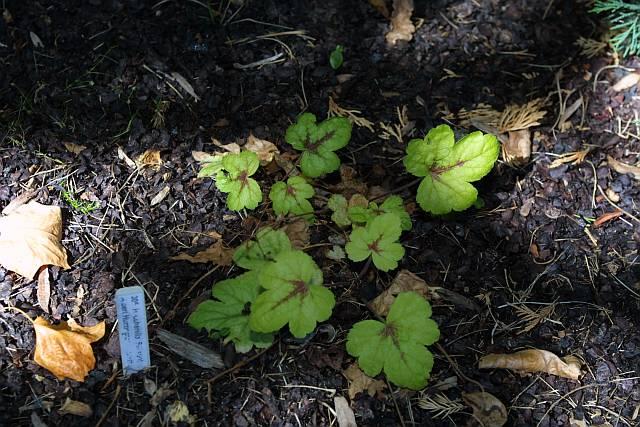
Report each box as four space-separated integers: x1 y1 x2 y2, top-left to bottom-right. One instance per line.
327 97 375 132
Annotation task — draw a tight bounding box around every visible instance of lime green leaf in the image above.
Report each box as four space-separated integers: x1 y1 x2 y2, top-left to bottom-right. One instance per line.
329 45 344 70
345 213 405 272
188 271 273 353
285 113 352 178
346 292 440 390
197 154 225 178
269 176 315 219
215 151 262 211
249 250 335 338
327 194 351 227
347 195 412 231
233 227 292 270
404 124 499 215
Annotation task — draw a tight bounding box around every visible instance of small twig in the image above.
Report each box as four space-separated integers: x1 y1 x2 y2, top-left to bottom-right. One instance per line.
597 185 640 224
96 384 122 427
207 346 272 386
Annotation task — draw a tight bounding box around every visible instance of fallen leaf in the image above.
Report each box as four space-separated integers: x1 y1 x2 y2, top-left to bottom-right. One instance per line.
136 149 162 168
385 0 415 45
166 400 195 424
325 245 346 261
63 142 87 155
283 220 310 250
330 165 369 199
37 266 51 313
462 392 508 427
34 317 105 381
0 201 70 278
59 397 93 417
607 155 640 179
593 210 623 228
369 270 430 317
150 185 171 206
212 137 241 154
117 147 137 169
170 240 234 266
156 329 224 369
478 349 582 380
503 129 531 166
245 133 279 165
612 72 640 92
343 363 386 399
334 396 357 427
30 31 44 48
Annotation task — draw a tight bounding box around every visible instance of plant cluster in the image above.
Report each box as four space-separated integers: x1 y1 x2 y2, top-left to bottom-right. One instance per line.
193 113 499 389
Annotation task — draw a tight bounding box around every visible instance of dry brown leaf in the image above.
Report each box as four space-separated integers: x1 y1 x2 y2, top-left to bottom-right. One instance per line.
191 151 220 163
34 317 105 381
136 149 162 168
385 0 415 45
478 349 582 380
343 363 386 399
245 133 279 165
170 240 234 266
37 266 51 313
212 138 241 154
462 392 508 427
283 220 310 250
612 72 640 92
503 129 531 166
166 400 196 424
0 201 70 278
63 142 87 155
117 147 137 169
607 155 640 179
150 185 171 207
59 397 93 417
330 165 369 199
370 270 430 317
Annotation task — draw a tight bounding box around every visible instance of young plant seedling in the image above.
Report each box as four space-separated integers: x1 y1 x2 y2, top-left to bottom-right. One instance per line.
249 250 335 338
188 271 273 353
404 124 499 215
215 151 262 211
345 213 405 272
233 227 292 271
285 113 352 178
346 292 440 390
329 45 344 70
269 176 315 220
328 194 412 231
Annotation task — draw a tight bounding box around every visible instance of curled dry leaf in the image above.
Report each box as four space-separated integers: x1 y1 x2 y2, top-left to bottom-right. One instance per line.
479 349 582 380
0 201 70 278
370 269 430 317
502 129 531 166
612 72 640 92
462 392 508 427
34 317 105 381
37 266 51 313
283 220 310 250
343 363 387 399
136 149 162 168
63 142 87 155
245 133 279 165
607 155 640 179
170 240 234 266
386 0 415 45
59 398 93 417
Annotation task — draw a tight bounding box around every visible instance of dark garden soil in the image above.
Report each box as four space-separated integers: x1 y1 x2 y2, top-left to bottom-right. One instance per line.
1 0 640 426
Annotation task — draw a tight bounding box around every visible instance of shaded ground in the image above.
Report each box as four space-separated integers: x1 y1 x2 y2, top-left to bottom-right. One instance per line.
1 0 639 426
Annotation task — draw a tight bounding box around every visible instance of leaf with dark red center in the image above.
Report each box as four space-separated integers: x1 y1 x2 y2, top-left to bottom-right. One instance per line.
215 151 262 211
345 213 404 272
269 176 315 219
404 124 499 215
346 292 440 390
249 250 335 338
285 113 352 178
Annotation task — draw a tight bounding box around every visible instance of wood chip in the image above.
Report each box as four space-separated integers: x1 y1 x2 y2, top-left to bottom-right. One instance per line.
385 0 415 45
150 185 171 207
612 72 640 92
607 155 640 179
59 398 93 417
334 396 357 427
156 329 224 369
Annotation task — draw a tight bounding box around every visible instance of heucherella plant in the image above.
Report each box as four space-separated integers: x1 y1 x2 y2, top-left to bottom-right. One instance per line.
345 213 405 272
190 227 337 350
214 151 262 211
285 113 352 178
327 194 411 231
404 124 499 215
188 271 273 353
346 292 440 390
269 176 315 220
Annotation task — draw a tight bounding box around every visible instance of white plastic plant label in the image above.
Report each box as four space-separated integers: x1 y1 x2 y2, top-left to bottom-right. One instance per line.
115 286 151 375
